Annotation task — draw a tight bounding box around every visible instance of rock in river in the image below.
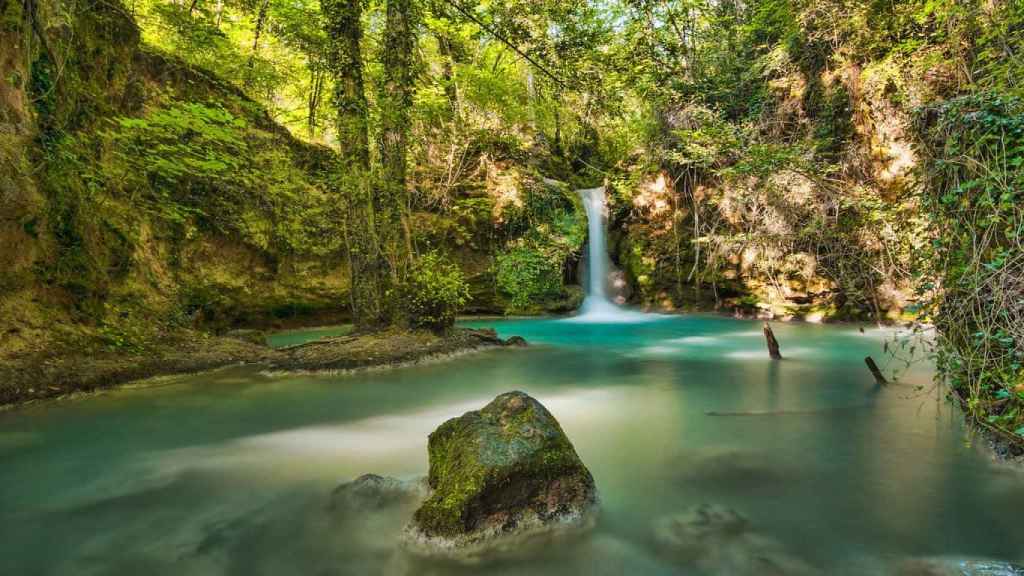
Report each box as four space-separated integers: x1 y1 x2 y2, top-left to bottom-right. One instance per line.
329 474 428 512
896 557 1024 576
504 335 528 347
401 391 597 558
653 504 819 576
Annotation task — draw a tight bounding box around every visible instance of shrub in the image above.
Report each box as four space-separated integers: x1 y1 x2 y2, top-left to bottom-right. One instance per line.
496 241 565 311
915 92 1024 439
402 251 470 333
496 206 585 312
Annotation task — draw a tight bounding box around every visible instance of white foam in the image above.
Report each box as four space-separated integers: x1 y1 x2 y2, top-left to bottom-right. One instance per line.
568 186 664 324
564 299 663 324
638 345 678 355
669 336 719 345
149 400 486 479
146 389 632 482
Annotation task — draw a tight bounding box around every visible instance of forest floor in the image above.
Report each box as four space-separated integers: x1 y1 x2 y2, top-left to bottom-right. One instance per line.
0 327 524 409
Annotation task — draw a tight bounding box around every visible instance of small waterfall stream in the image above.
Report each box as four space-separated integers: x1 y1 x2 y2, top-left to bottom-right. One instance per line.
572 186 651 322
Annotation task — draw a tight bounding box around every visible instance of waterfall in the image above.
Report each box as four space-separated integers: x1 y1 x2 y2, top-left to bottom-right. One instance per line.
571 186 652 322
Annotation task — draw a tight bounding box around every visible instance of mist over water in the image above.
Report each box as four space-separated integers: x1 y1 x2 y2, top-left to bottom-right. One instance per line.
1 317 1022 575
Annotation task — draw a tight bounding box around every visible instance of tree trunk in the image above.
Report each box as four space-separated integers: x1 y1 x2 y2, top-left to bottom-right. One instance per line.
323 0 386 331
307 64 324 138
244 0 271 88
435 31 459 116
553 99 563 157
429 1 460 117
377 0 418 322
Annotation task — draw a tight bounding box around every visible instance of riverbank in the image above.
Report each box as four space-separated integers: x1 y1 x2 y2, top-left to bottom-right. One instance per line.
0 327 525 410
0 304 907 410
0 331 273 408
266 328 523 374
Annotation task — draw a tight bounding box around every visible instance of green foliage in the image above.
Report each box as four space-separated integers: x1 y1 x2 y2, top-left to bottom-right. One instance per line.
95 101 343 255
97 301 157 353
401 251 471 333
496 242 565 311
500 177 582 237
135 0 327 134
496 213 584 311
494 181 585 312
107 102 246 223
915 92 1024 437
37 133 135 306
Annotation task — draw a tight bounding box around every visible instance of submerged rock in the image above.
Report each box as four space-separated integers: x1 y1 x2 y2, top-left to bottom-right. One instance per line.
897 557 1024 576
505 335 528 347
673 446 802 492
402 391 597 558
560 534 669 575
329 474 428 512
653 504 818 576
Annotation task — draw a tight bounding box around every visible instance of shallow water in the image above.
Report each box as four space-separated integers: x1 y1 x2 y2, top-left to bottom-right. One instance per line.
1 315 1021 575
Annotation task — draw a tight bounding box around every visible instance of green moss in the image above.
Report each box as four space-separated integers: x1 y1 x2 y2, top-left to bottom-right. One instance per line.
413 391 594 537
1 0 354 354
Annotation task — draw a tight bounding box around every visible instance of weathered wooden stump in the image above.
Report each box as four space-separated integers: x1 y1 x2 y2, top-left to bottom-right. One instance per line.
763 323 782 360
864 356 888 385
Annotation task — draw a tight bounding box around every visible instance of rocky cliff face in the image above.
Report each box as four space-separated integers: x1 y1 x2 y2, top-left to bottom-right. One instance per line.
1 0 49 349
606 56 926 323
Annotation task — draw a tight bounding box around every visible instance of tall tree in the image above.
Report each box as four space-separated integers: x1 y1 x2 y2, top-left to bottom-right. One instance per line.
376 0 419 308
322 0 386 330
429 0 461 117
244 0 272 88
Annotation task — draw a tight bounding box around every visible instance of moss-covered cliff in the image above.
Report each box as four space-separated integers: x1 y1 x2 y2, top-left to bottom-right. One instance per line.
1 0 350 361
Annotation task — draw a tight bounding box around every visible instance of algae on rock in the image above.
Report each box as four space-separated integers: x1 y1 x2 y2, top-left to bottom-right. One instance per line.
404 391 597 556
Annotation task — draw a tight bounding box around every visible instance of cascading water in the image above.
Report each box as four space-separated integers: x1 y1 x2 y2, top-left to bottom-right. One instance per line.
571 187 652 322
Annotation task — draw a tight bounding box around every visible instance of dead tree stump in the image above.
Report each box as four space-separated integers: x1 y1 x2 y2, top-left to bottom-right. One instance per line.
763 322 782 360
864 356 888 385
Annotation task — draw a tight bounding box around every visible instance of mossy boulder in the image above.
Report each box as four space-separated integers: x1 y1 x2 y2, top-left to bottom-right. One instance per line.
403 391 597 557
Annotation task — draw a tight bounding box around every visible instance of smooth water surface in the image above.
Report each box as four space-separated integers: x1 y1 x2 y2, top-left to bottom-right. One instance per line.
1 315 1021 575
